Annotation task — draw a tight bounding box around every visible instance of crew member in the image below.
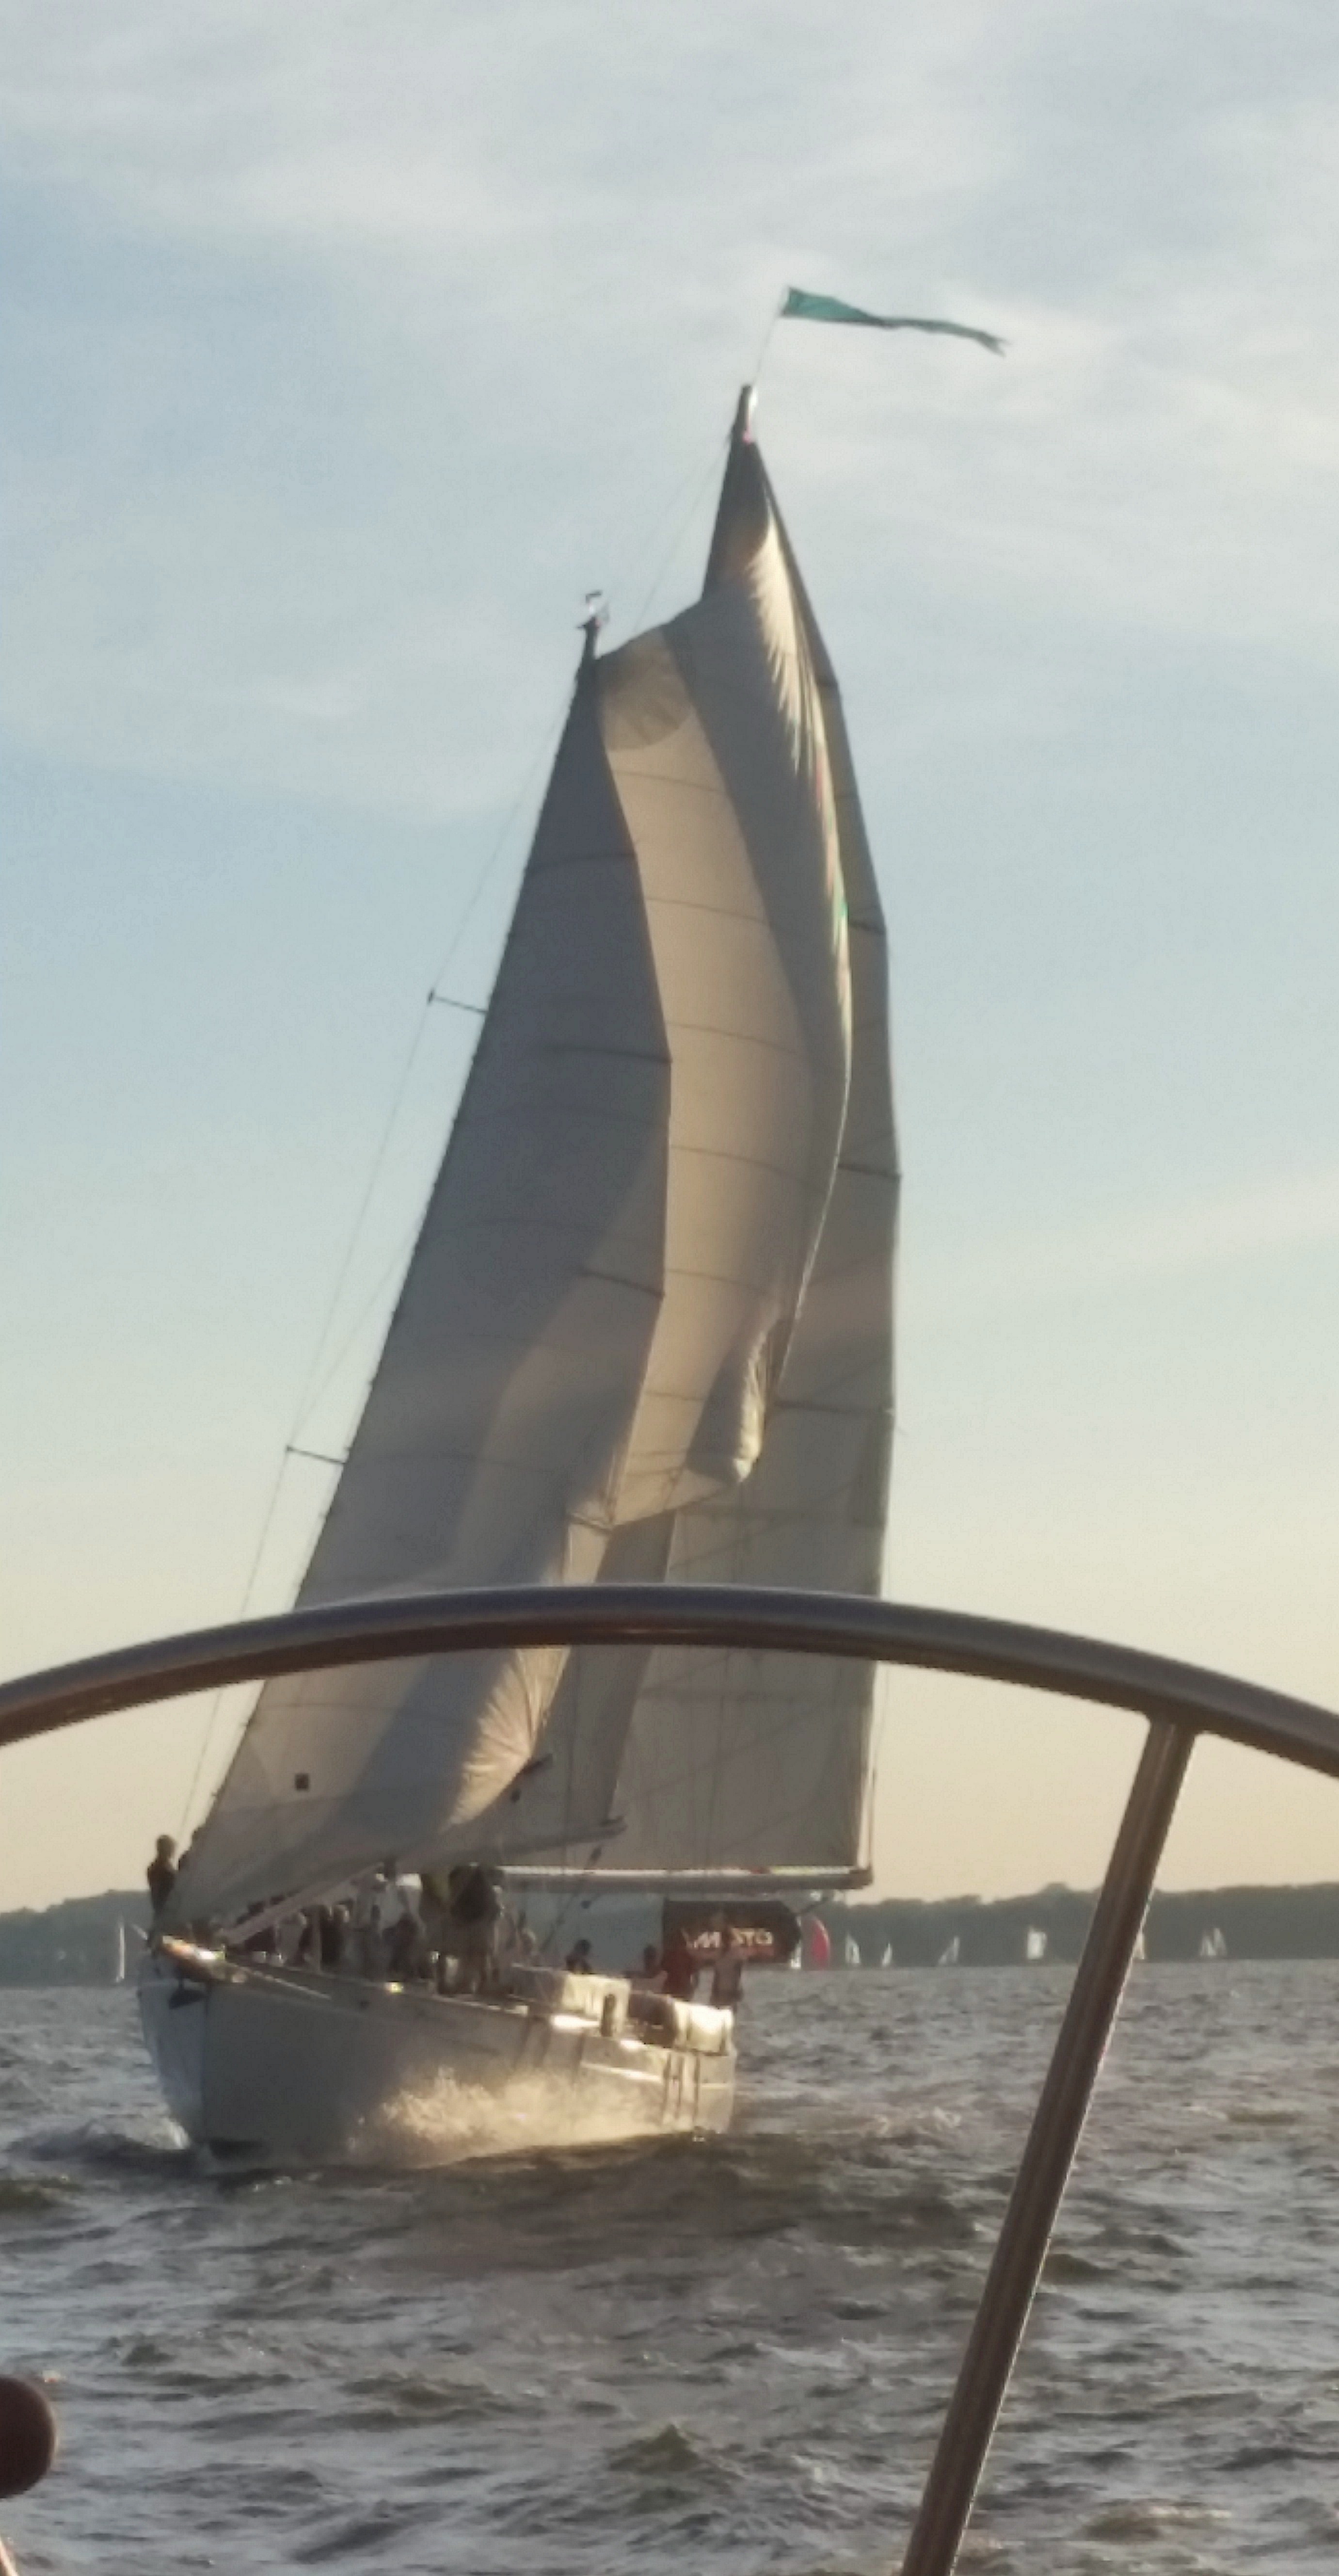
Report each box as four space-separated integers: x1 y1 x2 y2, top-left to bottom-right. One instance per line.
709 1923 745 2011
146 1835 177 1915
351 1872 387 1979
386 1910 422 1980
418 1869 450 1982
448 1864 501 1993
661 1926 699 2001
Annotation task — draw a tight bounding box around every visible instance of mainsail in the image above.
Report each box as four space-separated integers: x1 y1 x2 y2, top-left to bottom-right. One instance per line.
173 392 896 1932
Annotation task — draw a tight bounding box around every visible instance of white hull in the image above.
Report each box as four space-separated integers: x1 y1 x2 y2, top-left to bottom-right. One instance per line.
139 1944 735 2167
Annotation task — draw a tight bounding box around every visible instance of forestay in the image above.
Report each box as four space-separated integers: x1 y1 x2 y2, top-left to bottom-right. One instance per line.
171 395 894 1932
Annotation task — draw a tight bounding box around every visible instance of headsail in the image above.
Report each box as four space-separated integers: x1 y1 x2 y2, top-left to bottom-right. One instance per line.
586 435 898 1875
172 389 880 1931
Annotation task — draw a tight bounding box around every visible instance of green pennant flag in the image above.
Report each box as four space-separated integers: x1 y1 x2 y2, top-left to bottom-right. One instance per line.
781 288 1005 355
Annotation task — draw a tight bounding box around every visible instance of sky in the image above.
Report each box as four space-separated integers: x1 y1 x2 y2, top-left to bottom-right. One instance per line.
4 0 1339 1912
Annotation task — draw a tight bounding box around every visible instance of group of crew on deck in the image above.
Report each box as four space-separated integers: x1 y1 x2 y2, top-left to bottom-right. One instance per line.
148 1835 746 2012
241 1862 516 1996
631 1926 746 2012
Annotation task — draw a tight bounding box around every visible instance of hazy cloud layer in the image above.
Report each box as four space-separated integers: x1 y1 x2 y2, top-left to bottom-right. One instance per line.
8 1 1339 816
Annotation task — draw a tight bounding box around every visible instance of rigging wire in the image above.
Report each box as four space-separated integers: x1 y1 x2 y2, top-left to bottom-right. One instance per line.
748 291 786 397
623 430 730 639
284 705 570 1463
618 288 785 642
287 1220 420 1438
175 701 567 1838
173 1010 439 1837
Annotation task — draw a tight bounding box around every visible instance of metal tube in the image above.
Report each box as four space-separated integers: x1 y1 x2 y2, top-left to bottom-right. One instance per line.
899 1716 1194 2576
1 1586 1337 1779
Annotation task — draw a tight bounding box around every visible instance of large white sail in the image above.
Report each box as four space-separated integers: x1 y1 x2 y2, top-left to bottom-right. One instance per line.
450 433 896 1883
173 395 870 1931
588 443 897 1875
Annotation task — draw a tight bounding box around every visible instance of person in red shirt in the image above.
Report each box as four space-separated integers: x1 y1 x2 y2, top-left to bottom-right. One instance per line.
661 1927 699 2001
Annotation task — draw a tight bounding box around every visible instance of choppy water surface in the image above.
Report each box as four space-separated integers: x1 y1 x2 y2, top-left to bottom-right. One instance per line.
5 1964 1339 2573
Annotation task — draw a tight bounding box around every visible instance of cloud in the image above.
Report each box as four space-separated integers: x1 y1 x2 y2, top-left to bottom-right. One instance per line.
7 2 1339 814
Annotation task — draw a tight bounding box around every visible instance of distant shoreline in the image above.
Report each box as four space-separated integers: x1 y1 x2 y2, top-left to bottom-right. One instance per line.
5 1879 1339 1983
824 1882 1339 1969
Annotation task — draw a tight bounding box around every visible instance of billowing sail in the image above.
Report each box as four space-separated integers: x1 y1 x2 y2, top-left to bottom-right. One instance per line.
581 443 897 1875
173 393 874 1932
469 425 896 1881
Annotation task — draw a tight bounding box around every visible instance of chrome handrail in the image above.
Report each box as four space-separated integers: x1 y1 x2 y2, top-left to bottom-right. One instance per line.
2 1583 1338 1773
2 1581 1335 2573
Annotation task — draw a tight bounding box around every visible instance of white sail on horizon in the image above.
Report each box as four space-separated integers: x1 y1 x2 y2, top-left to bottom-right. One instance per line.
170 399 895 1934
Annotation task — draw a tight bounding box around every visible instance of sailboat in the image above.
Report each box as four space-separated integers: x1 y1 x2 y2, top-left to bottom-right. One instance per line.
880 1941 894 1967
937 1935 961 1967
1198 1926 1228 1960
139 386 898 2166
1024 1925 1048 1964
844 1933 863 1968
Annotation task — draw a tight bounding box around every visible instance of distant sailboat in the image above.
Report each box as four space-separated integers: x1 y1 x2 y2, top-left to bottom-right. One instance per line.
1132 1927 1147 1963
880 1942 894 1967
112 1919 126 1986
804 1918 834 1972
937 1935 961 1968
844 1934 862 1968
139 385 898 2165
1024 1926 1048 1964
1198 1927 1228 1961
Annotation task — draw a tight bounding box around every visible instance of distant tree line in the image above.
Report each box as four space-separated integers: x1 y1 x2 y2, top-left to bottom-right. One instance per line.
819 1883 1339 1968
0 1891 146 1985
5 1880 1339 1983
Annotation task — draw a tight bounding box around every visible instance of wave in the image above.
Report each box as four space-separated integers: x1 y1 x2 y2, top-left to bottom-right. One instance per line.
6 2116 191 2178
0 2173 77 2216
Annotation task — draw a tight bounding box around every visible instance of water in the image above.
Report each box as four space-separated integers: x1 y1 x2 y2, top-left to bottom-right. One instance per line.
5 1964 1339 2573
